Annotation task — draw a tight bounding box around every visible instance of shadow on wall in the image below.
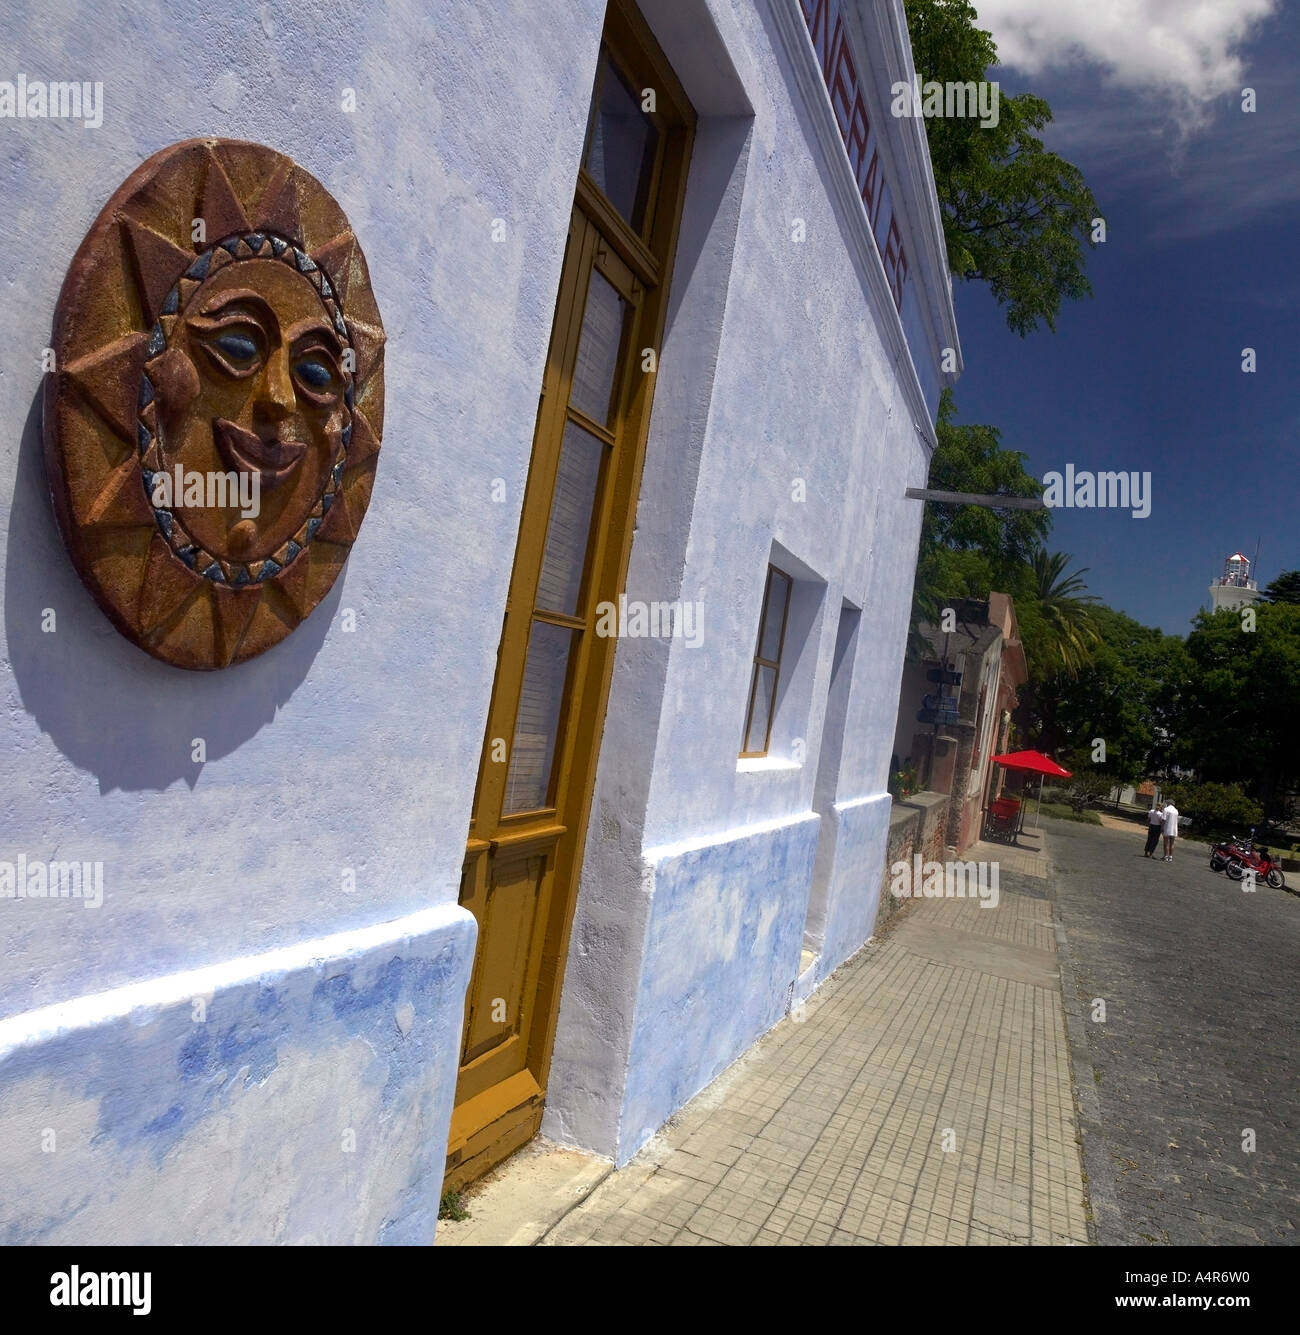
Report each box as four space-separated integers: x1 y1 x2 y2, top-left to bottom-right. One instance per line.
5 388 336 794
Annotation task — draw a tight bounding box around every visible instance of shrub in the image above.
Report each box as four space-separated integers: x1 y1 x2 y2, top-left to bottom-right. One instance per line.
1063 771 1110 813
1163 781 1262 835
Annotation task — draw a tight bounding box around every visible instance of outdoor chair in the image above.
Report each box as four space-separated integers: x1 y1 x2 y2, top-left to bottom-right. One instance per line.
984 796 1021 844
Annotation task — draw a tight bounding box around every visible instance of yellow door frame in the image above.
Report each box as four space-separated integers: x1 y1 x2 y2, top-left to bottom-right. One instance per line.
446 0 696 1191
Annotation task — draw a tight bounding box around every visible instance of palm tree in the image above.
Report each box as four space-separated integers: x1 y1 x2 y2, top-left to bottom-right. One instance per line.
1032 548 1100 674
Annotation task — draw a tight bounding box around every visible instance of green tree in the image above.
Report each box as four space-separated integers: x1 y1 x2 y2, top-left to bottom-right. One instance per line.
1025 605 1191 785
1262 570 1300 604
908 391 1047 656
1059 761 1111 813
1163 782 1262 837
1029 548 1099 675
1173 603 1300 817
904 0 1100 334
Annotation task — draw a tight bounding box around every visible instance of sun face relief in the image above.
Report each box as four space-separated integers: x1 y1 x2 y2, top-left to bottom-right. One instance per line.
44 139 385 669
151 250 352 569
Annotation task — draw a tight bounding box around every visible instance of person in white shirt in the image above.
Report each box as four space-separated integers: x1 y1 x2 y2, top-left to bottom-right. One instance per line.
1161 801 1180 861
1144 801 1164 857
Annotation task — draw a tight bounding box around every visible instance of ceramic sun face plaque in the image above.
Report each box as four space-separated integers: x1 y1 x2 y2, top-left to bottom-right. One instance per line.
43 138 385 669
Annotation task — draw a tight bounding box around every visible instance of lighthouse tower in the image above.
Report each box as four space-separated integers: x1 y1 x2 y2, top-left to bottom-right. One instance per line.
1209 552 1260 613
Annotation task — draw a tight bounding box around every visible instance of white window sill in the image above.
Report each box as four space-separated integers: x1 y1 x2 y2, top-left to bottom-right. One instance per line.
737 756 803 774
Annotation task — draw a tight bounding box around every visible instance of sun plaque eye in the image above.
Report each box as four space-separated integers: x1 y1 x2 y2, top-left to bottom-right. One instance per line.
295 357 335 390
193 315 268 378
215 332 259 363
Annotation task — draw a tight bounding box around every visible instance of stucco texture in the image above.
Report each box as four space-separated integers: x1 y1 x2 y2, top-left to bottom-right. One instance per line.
618 814 819 1162
1 0 599 1009
0 906 475 1244
0 0 604 1243
546 0 937 1162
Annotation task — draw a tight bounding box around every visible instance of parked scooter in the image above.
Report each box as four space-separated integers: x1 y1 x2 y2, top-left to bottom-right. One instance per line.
1209 831 1255 873
1224 843 1286 889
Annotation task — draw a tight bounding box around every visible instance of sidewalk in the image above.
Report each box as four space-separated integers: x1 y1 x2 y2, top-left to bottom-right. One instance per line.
527 832 1089 1246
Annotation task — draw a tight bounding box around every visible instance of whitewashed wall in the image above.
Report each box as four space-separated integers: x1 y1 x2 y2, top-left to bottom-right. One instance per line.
0 0 956 1231
546 0 956 1164
0 0 607 1243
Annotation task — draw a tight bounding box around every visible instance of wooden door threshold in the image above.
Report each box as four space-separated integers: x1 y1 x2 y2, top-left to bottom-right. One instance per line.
445 1070 545 1193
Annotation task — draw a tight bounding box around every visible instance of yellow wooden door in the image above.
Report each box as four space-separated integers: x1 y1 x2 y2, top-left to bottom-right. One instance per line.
445 6 694 1190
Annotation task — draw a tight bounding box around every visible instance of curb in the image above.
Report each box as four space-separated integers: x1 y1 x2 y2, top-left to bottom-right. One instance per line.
1042 830 1125 1246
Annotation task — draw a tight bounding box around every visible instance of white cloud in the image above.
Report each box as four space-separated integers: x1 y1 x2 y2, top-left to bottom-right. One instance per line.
973 0 1276 116
963 3 1300 241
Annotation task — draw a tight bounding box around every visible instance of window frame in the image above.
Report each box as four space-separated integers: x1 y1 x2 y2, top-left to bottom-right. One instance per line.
740 564 793 758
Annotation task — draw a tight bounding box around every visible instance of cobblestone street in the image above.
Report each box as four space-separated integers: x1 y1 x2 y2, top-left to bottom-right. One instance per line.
1049 819 1300 1245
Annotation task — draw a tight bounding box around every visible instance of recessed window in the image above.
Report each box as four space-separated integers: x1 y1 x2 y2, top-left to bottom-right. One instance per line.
740 565 793 758
582 43 661 234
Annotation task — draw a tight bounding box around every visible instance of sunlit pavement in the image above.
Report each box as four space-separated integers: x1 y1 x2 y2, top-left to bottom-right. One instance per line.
537 833 1088 1246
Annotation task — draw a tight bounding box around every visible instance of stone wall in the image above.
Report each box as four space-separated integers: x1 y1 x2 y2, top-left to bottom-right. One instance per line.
877 791 949 930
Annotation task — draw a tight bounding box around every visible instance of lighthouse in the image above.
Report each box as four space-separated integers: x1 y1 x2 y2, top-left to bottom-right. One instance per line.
1209 552 1260 613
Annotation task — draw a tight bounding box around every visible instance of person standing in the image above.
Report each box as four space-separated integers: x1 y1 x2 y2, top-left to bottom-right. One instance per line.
1144 800 1164 857
1162 800 1180 861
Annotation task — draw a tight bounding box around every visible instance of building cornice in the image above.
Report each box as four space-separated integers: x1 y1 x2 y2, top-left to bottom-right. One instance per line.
768 0 947 449
856 0 963 383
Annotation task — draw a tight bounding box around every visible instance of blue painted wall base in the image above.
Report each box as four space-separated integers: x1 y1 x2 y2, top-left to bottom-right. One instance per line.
0 904 475 1245
617 815 819 1163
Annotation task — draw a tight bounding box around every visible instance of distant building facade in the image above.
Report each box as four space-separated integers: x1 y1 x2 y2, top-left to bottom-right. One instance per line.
892 594 1027 851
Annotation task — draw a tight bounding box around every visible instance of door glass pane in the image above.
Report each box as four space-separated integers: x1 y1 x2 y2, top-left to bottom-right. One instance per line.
536 422 605 616
759 570 791 661
504 621 577 813
569 269 628 427
584 48 659 232
745 664 777 754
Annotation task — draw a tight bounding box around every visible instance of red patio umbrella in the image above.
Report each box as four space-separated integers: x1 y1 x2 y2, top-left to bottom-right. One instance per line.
990 750 1072 778
990 751 1072 831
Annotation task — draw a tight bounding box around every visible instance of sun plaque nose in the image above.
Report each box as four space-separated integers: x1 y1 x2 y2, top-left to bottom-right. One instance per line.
256 345 297 422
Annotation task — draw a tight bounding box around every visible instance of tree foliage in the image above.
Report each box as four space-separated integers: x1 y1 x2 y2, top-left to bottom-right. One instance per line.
1029 548 1099 675
909 390 1047 657
904 0 1099 334
1262 570 1300 604
1025 605 1192 785
1171 604 1300 818
1162 781 1263 837
1060 765 1111 813
1015 603 1300 822
907 395 1101 681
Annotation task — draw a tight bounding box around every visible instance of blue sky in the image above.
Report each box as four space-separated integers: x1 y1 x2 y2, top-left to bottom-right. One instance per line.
947 0 1299 634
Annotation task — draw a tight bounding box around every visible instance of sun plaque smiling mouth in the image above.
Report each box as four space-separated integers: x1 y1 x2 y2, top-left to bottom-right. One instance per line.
214 417 307 488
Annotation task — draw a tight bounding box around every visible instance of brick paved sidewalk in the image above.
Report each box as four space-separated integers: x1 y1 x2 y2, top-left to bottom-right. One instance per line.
541 840 1090 1246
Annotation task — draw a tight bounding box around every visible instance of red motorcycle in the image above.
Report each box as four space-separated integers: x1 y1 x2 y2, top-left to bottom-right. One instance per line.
1224 843 1286 889
1209 832 1255 873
